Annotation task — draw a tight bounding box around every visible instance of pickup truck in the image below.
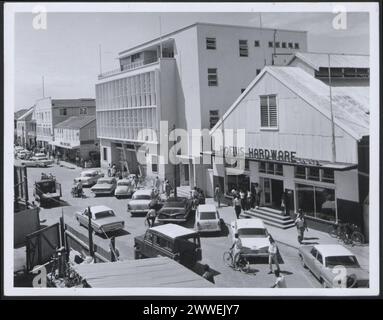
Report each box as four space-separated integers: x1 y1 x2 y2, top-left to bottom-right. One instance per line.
134 223 202 268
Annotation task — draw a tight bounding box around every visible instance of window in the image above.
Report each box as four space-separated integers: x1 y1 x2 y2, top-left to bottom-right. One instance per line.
310 247 318 258
80 107 87 115
317 252 323 264
288 42 293 48
209 110 219 129
152 155 158 173
294 43 300 49
239 40 248 57
295 166 306 179
259 162 266 173
260 95 278 128
59 108 67 116
275 164 283 176
308 167 320 181
103 147 107 161
256 69 261 75
254 40 260 47
259 162 284 176
241 88 246 94
275 42 280 48
206 37 216 50
131 53 140 62
268 41 273 48
282 42 286 48
208 68 218 86
322 169 334 183
296 183 336 222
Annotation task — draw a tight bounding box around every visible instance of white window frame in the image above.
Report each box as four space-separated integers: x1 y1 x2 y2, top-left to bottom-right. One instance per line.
260 94 278 130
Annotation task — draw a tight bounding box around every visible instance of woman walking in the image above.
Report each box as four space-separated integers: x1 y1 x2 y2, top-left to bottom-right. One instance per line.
233 196 242 219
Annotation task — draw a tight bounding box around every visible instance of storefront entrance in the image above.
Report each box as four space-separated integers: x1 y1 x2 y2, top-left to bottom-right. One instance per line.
260 177 284 210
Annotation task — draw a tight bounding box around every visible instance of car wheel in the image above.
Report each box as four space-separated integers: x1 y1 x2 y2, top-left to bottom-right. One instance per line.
299 254 307 269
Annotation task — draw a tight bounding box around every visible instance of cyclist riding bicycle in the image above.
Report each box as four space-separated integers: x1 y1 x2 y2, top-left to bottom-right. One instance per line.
230 233 243 269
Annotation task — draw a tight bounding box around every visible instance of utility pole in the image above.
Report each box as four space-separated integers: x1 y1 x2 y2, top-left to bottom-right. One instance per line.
171 124 178 199
87 206 94 258
272 29 277 65
42 76 45 98
327 54 337 163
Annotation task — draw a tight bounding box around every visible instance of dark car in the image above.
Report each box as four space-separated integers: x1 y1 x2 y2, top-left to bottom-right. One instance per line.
33 178 62 207
156 197 193 224
134 223 202 268
90 177 117 196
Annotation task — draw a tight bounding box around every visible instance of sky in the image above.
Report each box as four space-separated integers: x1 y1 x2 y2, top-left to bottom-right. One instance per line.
13 11 370 111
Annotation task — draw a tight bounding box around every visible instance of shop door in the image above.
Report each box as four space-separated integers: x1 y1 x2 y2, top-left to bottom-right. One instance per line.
271 179 284 209
260 177 271 206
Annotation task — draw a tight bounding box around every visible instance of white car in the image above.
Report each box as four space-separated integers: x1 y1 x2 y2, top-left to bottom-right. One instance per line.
127 189 153 215
21 153 54 167
74 170 104 187
298 244 369 288
230 218 272 258
115 179 135 199
75 205 125 234
195 204 222 233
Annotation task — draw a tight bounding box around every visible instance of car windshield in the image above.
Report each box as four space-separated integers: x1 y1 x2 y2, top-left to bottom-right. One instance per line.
164 201 186 208
94 210 115 219
200 211 217 220
238 228 267 238
133 194 151 200
97 179 112 184
118 181 131 186
326 255 359 268
81 172 94 177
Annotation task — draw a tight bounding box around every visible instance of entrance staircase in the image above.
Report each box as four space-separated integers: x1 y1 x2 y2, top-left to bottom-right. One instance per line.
242 207 295 229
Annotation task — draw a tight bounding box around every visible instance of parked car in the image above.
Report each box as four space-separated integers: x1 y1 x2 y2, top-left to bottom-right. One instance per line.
115 178 135 199
74 169 104 187
230 218 272 258
134 223 202 267
195 204 222 233
75 205 125 234
156 197 193 224
127 189 154 216
17 149 31 160
90 177 117 196
21 153 54 167
298 244 369 288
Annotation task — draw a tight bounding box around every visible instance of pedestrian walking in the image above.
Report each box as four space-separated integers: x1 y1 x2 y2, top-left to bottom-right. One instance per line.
111 164 117 177
233 196 242 219
280 192 286 216
268 237 280 274
271 270 287 288
246 190 252 210
165 179 172 198
107 163 111 177
153 176 161 193
254 183 262 208
146 208 157 228
295 209 308 244
214 185 222 208
202 264 215 284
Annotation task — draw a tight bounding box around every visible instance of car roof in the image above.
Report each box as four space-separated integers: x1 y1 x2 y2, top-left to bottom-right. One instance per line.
150 223 198 239
117 179 130 183
198 204 217 212
82 169 97 174
314 244 354 257
134 189 152 195
236 218 265 229
97 177 115 182
89 205 113 214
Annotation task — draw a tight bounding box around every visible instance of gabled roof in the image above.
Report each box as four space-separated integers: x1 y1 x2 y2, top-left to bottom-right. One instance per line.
51 98 95 108
14 108 29 120
55 115 96 129
16 107 35 121
291 52 369 71
211 66 369 140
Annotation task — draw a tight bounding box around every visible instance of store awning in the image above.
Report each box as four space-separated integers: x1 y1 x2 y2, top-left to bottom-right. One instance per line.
51 141 80 150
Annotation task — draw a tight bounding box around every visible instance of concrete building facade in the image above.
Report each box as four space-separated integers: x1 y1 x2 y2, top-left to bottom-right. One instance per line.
95 22 308 186
16 107 36 149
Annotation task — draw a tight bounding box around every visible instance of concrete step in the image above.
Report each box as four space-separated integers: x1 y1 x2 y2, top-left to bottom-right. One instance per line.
243 209 295 229
248 207 293 221
255 206 284 215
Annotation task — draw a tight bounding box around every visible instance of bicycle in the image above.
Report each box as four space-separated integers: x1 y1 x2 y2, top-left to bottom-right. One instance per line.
223 249 250 273
328 221 365 245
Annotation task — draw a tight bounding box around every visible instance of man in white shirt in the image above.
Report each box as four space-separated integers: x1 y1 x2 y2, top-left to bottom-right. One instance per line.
268 237 280 274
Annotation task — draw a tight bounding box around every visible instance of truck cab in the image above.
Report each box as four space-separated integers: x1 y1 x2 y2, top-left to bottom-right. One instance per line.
134 224 202 268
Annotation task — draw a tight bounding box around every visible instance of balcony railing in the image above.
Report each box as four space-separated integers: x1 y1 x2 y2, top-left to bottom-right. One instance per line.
98 57 160 80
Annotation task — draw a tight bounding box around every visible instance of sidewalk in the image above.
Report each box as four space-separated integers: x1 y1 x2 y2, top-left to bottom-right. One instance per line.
210 198 369 271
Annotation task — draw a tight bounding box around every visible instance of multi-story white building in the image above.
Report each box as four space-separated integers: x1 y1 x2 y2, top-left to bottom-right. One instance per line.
34 97 96 150
95 22 307 186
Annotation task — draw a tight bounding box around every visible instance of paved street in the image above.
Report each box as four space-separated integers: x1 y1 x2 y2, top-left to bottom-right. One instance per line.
23 162 368 288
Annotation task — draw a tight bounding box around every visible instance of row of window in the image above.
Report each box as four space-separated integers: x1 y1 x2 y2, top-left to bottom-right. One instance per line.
96 71 157 110
55 128 80 141
206 37 300 56
315 67 369 79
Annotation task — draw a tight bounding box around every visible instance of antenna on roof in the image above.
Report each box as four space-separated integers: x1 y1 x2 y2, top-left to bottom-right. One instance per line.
327 54 337 163
159 16 163 59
